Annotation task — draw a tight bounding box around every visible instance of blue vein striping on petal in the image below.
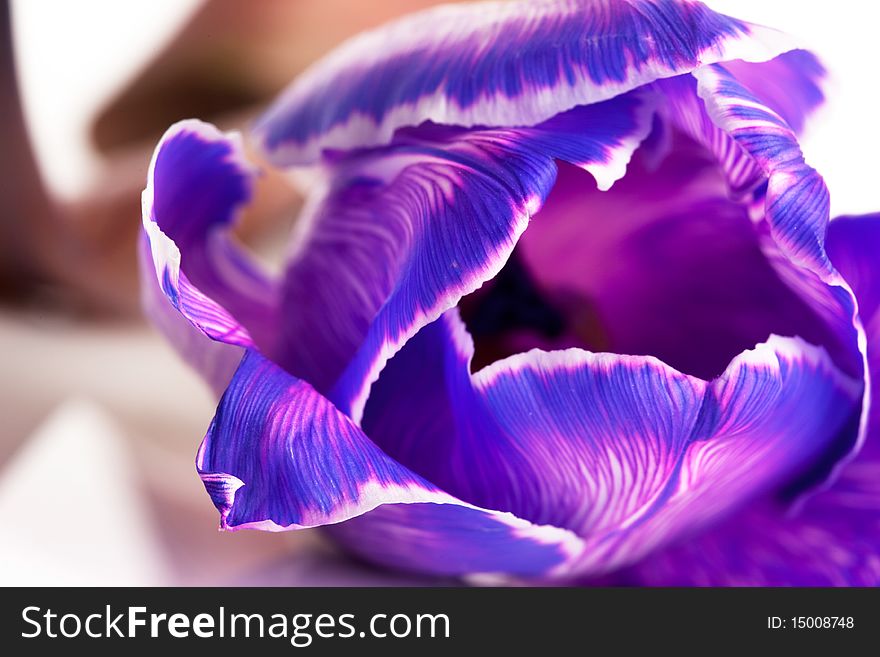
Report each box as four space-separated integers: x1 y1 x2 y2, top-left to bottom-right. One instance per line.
194 348 588 579
254 0 798 164
721 49 826 135
276 92 656 422
140 120 281 382
688 64 870 492
361 310 861 577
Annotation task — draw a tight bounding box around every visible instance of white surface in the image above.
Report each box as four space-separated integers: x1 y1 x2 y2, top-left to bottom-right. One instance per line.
0 312 432 586
0 399 170 585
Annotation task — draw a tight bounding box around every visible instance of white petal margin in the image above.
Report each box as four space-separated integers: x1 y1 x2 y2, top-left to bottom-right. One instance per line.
195 348 589 579
690 64 871 495
255 0 799 165
361 310 861 580
140 119 281 389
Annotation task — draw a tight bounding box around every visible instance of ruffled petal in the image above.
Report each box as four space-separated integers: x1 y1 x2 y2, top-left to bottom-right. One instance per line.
687 64 869 488
693 65 831 272
254 0 797 164
516 61 866 494
654 49 826 198
197 348 585 578
138 235 243 395
827 214 880 455
721 49 825 135
277 92 654 421
140 120 280 387
601 214 880 585
363 310 861 577
516 137 844 382
198 349 444 529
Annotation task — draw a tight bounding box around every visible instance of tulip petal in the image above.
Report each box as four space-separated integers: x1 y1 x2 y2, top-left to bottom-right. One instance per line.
326 502 582 580
721 49 825 135
197 348 585 578
654 49 824 197
827 215 880 344
140 120 280 387
693 65 831 272
255 0 797 164
277 92 654 421
138 235 243 395
198 349 444 529
604 215 880 585
604 461 880 586
363 310 861 576
827 214 880 454
658 61 839 299
521 61 867 494
687 64 869 488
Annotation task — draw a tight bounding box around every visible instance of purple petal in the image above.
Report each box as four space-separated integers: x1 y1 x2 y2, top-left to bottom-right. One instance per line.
592 213 880 586
197 349 443 529
604 461 880 586
328 504 583 581
277 93 654 421
828 215 880 342
530 63 868 494
654 49 825 197
827 214 880 456
655 73 765 195
516 138 844 383
254 0 797 164
197 348 585 578
693 65 831 272
687 64 869 487
140 120 280 386
722 49 826 135
363 310 861 577
138 235 243 395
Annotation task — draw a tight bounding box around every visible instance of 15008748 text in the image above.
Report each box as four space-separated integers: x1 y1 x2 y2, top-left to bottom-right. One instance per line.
767 616 855 630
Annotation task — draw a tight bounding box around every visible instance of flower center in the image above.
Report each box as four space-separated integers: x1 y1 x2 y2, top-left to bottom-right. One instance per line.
461 131 836 380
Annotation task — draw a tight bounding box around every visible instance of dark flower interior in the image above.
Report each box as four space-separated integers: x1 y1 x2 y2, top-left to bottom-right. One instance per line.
460 126 842 382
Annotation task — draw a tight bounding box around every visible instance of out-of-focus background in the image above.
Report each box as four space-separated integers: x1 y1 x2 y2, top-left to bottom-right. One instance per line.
1 0 877 585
